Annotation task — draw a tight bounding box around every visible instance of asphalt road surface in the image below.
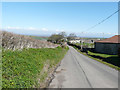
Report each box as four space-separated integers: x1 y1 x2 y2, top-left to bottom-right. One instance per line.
49 46 119 88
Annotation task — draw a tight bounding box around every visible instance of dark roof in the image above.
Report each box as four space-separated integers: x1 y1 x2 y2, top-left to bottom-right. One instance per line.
95 35 120 43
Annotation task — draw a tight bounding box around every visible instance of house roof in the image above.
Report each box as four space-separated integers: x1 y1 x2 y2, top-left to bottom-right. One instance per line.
95 35 120 43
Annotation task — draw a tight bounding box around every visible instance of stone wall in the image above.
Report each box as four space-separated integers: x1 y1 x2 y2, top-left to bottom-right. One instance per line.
2 31 58 50
95 42 120 55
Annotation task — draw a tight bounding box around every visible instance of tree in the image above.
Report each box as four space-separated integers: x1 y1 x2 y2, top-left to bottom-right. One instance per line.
48 32 68 43
59 32 67 37
67 33 76 40
47 34 64 43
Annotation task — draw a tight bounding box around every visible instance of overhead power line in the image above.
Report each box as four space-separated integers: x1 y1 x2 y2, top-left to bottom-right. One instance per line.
84 9 120 32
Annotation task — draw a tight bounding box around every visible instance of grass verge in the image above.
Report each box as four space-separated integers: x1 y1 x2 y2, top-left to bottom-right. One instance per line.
2 46 69 88
73 46 120 71
87 51 117 58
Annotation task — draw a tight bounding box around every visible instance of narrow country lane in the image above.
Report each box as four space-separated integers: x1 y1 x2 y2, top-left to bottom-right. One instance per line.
49 46 118 88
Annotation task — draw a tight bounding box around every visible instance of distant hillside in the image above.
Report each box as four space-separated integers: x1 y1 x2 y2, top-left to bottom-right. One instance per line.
2 31 58 50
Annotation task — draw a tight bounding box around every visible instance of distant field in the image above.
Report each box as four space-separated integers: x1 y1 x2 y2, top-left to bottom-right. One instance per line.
79 37 105 39
30 36 48 41
2 46 69 88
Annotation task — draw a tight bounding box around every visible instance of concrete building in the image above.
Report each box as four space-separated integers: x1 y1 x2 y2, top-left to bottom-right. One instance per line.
95 35 120 55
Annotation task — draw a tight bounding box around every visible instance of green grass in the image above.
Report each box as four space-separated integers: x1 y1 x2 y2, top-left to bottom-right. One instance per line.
2 46 69 88
73 46 120 71
30 36 48 41
87 51 117 58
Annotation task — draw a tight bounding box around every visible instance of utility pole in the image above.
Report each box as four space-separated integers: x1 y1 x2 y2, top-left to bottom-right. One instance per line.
81 32 83 50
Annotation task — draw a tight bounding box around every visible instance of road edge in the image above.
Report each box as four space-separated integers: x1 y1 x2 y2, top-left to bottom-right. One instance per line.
73 46 120 71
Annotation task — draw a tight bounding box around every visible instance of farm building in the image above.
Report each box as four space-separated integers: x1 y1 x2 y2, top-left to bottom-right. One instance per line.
95 35 120 55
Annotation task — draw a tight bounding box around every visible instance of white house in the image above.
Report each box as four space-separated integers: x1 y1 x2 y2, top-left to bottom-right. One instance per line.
69 39 81 44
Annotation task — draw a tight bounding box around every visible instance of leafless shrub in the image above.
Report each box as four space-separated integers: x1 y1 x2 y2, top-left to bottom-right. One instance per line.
2 31 58 50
